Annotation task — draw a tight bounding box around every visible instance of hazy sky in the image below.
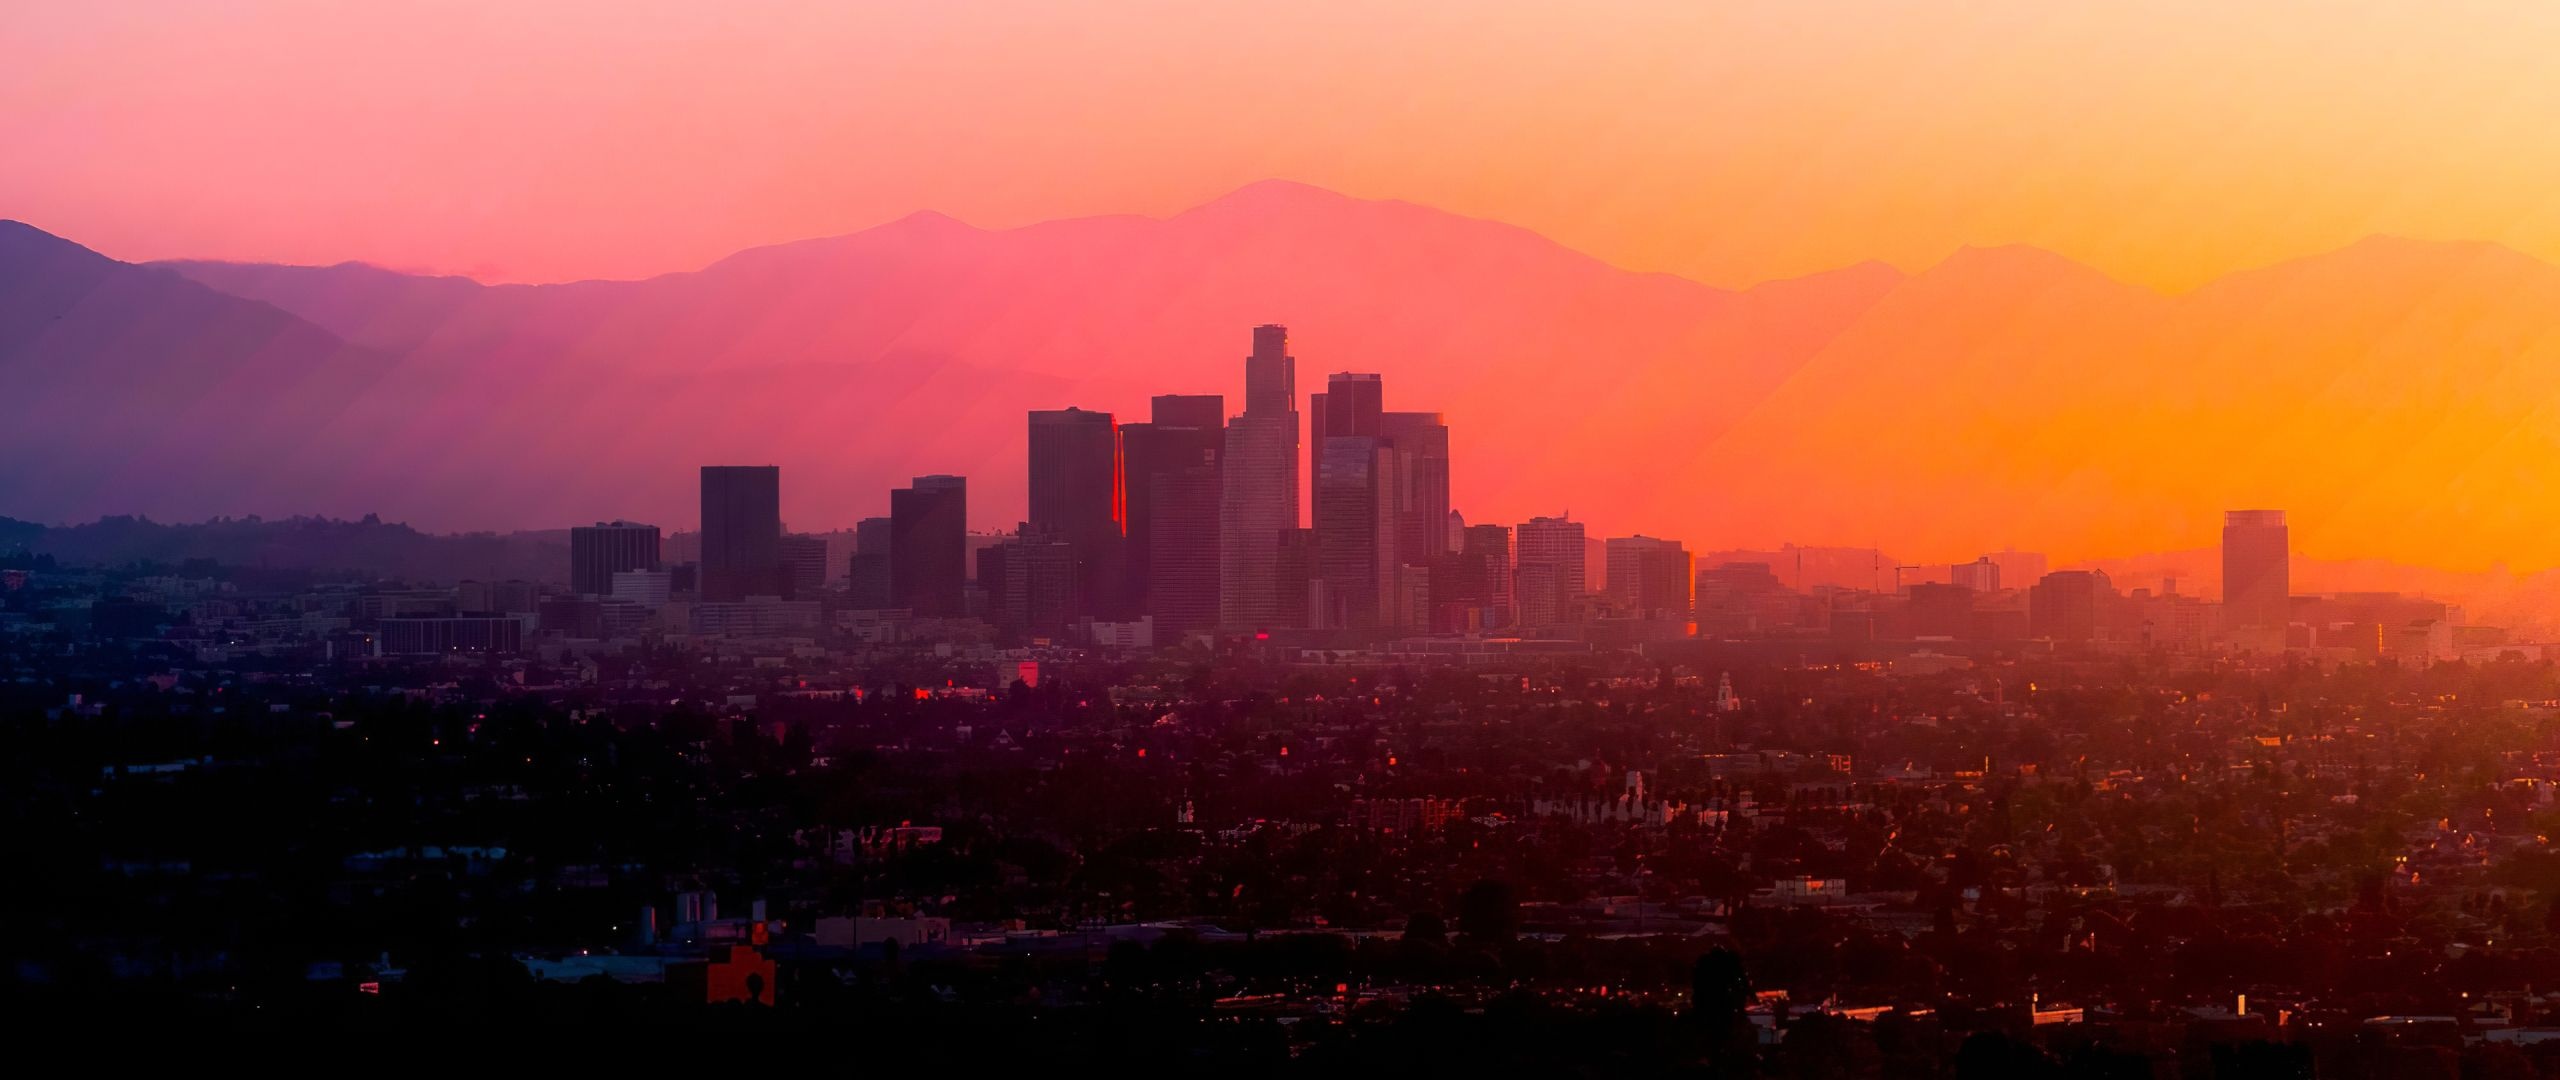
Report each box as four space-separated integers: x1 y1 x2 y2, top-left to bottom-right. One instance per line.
11 1 2560 288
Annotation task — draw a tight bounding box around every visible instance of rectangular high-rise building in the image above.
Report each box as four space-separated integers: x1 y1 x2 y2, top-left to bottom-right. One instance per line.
1605 535 1693 619
1515 516 1586 626
1307 371 1384 497
699 466 781 602
2222 509 2290 637
1380 411 1452 566
848 516 892 608
1313 433 1395 628
1220 326 1301 630
1028 408 1125 616
1274 527 1319 629
569 520 660 597
1130 398 1224 642
1308 373 1405 628
1124 394 1223 626
778 535 829 600
1448 523 1513 629
981 527 1077 638
1148 393 1224 431
2029 569 2114 643
890 475 967 615
1902 582 1975 640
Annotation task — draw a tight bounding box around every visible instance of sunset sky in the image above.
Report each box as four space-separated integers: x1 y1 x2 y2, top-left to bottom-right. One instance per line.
13 0 2560 289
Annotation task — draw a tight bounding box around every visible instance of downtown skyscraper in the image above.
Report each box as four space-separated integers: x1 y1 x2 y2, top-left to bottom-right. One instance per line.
1124 394 1224 639
1441 522 1514 631
1379 410 1452 567
2222 509 2290 645
1310 372 1393 628
1515 515 1587 628
1028 407 1125 616
848 516 893 608
699 466 781 602
1219 325 1300 630
1604 535 1693 619
890 475 967 616
1303 372 1451 630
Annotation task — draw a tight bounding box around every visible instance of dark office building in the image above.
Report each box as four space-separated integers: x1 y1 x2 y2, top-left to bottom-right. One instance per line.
1028 408 1124 615
848 516 893 608
1380 411 1452 562
1123 394 1223 622
1901 582 1975 639
2028 570 2113 643
778 535 829 600
890 475 967 616
1512 516 1588 627
981 527 1077 638
1306 373 1450 629
2222 509 2290 637
569 521 660 597
1437 523 1513 630
699 466 782 602
1604 535 1693 620
1147 394 1225 435
1313 431 1393 628
1274 527 1320 630
1308 373 1397 627
1147 455 1223 639
1307 372 1384 485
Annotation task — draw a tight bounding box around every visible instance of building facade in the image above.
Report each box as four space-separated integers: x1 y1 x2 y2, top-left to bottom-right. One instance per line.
890 475 967 616
699 466 781 602
569 520 661 597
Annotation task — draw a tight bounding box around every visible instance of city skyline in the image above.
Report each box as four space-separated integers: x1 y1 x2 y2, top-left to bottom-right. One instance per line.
512 324 2392 649
18 183 2560 584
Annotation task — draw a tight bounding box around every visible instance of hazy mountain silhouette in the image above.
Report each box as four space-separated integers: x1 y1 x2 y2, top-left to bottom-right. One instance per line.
14 182 2560 580
0 222 388 522
143 180 1900 538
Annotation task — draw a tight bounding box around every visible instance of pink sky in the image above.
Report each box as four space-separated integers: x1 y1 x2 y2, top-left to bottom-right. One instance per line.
11 1 2560 289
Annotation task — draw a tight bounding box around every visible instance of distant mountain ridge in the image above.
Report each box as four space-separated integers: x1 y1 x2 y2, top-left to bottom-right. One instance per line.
115 180 1905 543
9 181 2560 585
0 220 388 523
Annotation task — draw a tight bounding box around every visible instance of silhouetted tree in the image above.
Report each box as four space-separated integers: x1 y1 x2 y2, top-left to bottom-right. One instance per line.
1455 880 1519 944
1403 910 1448 946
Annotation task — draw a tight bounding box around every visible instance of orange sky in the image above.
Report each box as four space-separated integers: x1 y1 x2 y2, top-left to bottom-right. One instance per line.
11 1 2560 289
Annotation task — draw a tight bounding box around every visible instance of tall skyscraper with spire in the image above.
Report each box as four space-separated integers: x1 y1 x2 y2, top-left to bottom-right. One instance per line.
1220 326 1301 629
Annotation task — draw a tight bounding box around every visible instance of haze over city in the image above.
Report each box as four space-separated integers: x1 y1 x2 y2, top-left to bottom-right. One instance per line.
19 4 2560 595
18 1 2560 1066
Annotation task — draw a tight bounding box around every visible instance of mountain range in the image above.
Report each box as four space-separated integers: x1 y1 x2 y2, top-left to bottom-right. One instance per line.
9 179 2560 595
